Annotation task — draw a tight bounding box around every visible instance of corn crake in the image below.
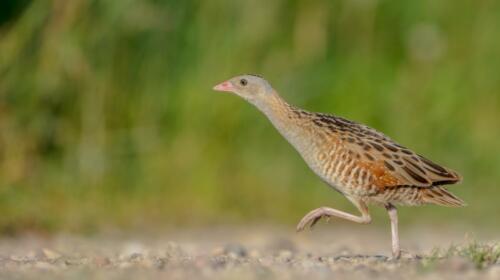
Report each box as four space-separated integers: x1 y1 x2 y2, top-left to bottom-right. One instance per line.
213 74 465 259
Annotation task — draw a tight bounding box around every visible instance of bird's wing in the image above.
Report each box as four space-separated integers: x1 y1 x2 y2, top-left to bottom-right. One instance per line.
316 114 462 188
344 124 461 188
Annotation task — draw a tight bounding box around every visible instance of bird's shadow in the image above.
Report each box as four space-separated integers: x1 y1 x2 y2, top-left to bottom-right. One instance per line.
327 254 422 262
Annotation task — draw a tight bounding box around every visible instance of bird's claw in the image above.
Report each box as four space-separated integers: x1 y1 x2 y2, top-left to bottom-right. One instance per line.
296 211 331 232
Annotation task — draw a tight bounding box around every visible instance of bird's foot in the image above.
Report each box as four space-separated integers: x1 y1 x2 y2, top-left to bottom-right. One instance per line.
388 249 420 261
389 250 401 261
296 207 331 232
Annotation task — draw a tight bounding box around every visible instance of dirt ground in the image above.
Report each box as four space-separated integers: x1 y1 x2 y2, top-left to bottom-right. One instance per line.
0 225 498 279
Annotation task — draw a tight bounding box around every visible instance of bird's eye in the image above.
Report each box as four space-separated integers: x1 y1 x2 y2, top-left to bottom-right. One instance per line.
240 79 248 86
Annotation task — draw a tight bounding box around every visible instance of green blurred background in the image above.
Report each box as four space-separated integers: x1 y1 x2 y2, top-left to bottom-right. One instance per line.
0 0 499 234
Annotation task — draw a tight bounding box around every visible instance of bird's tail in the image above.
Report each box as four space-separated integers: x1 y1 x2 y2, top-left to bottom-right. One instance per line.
421 187 466 207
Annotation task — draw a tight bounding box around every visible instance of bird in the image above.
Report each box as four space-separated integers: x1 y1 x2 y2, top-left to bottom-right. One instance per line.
213 74 464 259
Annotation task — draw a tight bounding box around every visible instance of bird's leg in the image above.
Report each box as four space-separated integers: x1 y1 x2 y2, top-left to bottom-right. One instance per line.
296 198 371 232
385 203 401 259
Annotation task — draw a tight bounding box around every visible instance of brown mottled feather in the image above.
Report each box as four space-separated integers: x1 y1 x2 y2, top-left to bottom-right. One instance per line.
309 113 464 206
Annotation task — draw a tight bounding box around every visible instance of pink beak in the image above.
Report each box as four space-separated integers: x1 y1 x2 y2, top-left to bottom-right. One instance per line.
213 81 235 92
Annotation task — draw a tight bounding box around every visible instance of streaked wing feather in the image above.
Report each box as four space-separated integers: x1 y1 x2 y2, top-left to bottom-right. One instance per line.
320 116 462 188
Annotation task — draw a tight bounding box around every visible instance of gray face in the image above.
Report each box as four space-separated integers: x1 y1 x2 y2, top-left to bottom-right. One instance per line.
213 74 273 103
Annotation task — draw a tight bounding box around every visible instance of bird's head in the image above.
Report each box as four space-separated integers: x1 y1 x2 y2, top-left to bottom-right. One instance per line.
213 74 275 105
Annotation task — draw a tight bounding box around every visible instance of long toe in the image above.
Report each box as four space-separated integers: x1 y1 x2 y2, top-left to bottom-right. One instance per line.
296 217 310 232
297 207 343 232
296 211 323 232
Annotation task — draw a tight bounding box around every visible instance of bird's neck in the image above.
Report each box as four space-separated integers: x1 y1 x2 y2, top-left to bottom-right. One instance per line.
252 92 311 150
252 92 293 127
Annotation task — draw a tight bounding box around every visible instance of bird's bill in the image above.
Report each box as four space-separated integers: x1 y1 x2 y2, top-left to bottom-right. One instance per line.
213 81 235 92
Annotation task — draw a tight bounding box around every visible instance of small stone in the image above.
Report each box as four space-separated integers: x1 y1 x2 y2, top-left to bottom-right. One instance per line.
301 259 315 269
34 261 57 270
119 262 133 268
259 256 274 267
26 250 43 261
93 256 111 267
223 243 247 258
128 252 144 262
42 248 62 260
65 258 87 266
121 242 147 259
211 247 225 256
10 255 29 262
165 242 185 258
138 258 156 268
277 250 293 262
249 249 261 258
153 258 166 269
210 256 228 269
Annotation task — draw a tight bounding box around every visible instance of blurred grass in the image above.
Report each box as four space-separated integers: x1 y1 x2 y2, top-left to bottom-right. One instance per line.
424 242 500 270
0 0 499 234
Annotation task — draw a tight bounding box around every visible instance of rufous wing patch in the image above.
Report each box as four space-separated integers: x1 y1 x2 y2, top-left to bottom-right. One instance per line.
357 160 401 189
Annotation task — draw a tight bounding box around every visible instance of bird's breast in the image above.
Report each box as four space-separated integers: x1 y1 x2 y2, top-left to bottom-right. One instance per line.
286 130 373 196
280 128 352 192
265 111 372 196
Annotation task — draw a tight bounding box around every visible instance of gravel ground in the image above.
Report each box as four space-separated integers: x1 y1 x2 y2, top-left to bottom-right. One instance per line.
0 225 498 279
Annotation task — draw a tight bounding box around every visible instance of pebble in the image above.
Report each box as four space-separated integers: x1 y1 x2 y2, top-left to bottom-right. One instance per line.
120 242 147 260
42 248 62 260
223 243 247 258
277 250 293 262
93 256 111 267
34 261 57 270
165 242 185 258
248 249 261 258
